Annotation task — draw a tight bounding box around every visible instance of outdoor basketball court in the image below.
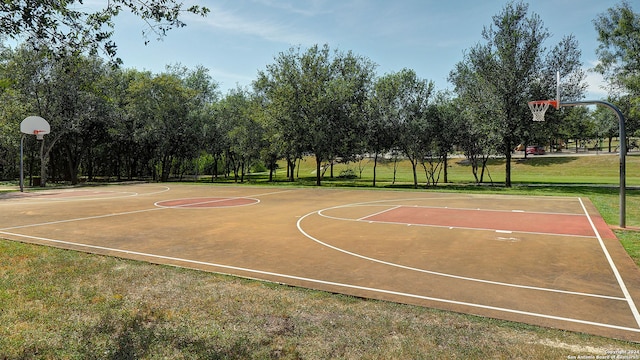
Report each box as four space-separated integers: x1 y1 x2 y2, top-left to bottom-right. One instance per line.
1 183 640 341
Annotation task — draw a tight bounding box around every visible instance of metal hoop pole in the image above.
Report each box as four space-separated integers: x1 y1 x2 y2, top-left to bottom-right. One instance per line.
561 100 626 228
20 134 24 192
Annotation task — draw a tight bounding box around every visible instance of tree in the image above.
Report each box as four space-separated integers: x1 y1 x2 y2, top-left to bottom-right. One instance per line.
563 107 595 152
449 59 502 183
592 104 620 152
367 77 402 186
0 46 30 180
0 1 209 61
217 88 264 182
100 68 146 180
49 55 113 184
165 64 219 180
126 71 199 181
594 1 640 105
256 44 375 186
255 48 306 182
449 1 584 186
374 69 434 188
2 45 108 186
252 89 285 182
203 101 230 181
428 92 462 184
477 1 546 187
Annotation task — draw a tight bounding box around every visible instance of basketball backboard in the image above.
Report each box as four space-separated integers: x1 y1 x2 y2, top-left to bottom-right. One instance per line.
20 116 50 140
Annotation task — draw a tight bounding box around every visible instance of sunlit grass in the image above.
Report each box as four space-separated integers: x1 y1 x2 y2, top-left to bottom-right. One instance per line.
282 153 640 186
226 152 640 190
2 240 638 358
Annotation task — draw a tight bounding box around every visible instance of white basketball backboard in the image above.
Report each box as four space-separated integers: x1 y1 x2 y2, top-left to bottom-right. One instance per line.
20 116 50 139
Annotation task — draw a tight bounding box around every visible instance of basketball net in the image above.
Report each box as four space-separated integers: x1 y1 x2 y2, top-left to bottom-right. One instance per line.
527 100 558 122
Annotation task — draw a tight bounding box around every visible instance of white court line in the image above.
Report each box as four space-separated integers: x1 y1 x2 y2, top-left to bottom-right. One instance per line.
357 205 401 221
374 203 585 217
0 207 166 231
302 209 625 301
0 188 296 231
1 230 638 334
579 197 640 328
318 208 595 239
154 197 260 209
0 185 171 206
158 188 293 208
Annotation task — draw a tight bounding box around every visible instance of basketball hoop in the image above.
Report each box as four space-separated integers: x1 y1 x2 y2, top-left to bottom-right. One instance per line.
528 100 558 122
19 116 50 192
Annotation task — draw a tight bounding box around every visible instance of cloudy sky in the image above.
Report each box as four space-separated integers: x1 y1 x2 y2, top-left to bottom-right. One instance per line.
106 0 621 99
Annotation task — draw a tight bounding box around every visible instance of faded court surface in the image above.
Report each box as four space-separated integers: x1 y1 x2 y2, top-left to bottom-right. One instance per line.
1 183 639 341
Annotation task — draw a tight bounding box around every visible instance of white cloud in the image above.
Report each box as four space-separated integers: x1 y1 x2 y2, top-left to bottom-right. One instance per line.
251 0 332 17
583 60 609 100
188 6 321 46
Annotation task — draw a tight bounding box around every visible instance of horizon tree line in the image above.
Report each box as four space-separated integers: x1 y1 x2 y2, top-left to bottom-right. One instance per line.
0 1 638 188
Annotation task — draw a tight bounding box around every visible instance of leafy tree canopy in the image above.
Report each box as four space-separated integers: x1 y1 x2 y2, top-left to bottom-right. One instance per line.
594 1 640 92
0 0 209 61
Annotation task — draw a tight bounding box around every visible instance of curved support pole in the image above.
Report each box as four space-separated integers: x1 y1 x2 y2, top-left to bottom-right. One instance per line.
561 100 626 228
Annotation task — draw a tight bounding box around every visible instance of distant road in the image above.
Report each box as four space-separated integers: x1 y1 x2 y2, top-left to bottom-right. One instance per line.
513 150 637 158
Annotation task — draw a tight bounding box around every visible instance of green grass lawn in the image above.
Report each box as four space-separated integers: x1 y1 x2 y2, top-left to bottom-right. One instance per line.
269 152 640 187
2 153 640 358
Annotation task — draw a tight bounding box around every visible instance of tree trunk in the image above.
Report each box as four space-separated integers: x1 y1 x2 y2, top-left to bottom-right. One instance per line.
443 155 448 183
372 152 378 187
505 143 512 187
315 154 322 186
287 157 296 182
410 158 418 189
505 151 511 187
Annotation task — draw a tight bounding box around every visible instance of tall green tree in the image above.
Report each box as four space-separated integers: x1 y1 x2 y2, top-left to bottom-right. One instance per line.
450 1 583 186
217 88 264 182
594 2 640 144
255 47 306 182
449 58 502 183
0 45 30 179
2 45 114 186
252 89 285 182
256 44 375 186
51 55 112 184
126 71 198 181
100 68 145 180
367 76 402 186
475 1 546 187
429 92 462 184
564 107 595 152
165 64 219 179
375 69 434 188
592 104 620 152
594 1 640 105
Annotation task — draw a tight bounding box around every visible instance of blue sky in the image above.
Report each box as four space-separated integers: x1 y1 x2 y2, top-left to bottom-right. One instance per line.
106 0 620 99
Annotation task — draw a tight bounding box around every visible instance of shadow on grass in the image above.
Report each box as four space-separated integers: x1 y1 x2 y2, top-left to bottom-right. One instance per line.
454 156 579 167
79 310 256 359
514 156 579 167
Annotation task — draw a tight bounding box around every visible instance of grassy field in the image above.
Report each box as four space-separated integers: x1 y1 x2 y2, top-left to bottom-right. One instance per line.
264 152 640 187
2 153 640 358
